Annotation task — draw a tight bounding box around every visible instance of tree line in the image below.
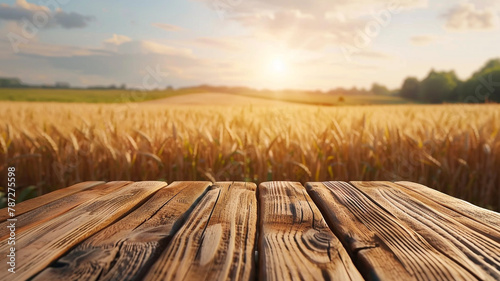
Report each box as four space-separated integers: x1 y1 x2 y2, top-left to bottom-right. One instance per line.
0 78 127 90
399 58 500 103
2 58 499 104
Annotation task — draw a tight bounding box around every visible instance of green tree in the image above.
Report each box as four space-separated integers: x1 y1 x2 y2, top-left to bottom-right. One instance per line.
400 77 420 100
471 58 500 77
459 68 500 103
419 70 460 103
370 83 390 95
0 78 22 88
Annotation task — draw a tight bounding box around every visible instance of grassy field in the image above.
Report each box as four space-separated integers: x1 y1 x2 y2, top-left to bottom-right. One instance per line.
0 102 498 211
237 89 412 105
0 88 182 103
0 87 412 105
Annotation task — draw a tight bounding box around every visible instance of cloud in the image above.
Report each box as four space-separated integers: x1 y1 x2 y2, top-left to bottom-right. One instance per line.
102 34 193 57
116 41 193 56
410 34 438 45
53 11 95 29
104 34 132 45
206 0 428 18
195 37 240 50
198 0 428 51
443 3 499 31
0 0 94 29
0 36 207 88
355 50 393 59
0 0 47 20
151 23 182 32
7 41 110 57
233 10 366 50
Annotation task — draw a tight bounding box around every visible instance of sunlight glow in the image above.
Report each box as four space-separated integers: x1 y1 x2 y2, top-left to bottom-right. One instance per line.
271 58 286 74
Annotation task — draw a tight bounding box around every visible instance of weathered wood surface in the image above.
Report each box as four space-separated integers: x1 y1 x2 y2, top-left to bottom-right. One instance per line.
396 181 500 230
307 181 416 280
1 180 499 281
0 181 103 222
0 181 167 281
258 181 363 281
0 181 130 240
307 181 500 281
352 181 500 280
143 182 258 281
33 181 210 281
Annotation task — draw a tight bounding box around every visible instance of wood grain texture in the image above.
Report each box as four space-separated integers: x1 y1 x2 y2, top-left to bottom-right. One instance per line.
307 181 486 281
0 181 167 281
0 181 103 222
307 182 411 281
396 181 500 230
259 181 363 281
352 181 500 281
0 181 130 240
33 181 210 281
143 182 257 281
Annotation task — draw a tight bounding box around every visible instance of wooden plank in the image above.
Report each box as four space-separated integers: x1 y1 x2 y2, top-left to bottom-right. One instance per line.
307 182 411 281
393 182 500 242
396 181 500 230
0 181 103 222
143 182 257 281
352 181 500 281
307 181 480 281
258 181 363 281
0 181 167 281
32 181 210 281
0 181 130 240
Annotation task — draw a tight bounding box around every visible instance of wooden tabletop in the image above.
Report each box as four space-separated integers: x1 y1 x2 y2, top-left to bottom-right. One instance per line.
1 181 499 281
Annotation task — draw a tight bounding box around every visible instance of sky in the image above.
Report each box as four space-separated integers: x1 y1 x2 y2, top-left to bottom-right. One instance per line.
0 0 499 90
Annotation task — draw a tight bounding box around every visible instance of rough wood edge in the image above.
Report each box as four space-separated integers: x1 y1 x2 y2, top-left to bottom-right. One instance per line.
0 181 105 222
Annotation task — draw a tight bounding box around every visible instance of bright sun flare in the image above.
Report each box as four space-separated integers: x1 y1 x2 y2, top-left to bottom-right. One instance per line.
271 58 286 74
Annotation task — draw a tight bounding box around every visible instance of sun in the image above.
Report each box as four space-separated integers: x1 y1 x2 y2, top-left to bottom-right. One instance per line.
260 55 293 87
271 58 286 74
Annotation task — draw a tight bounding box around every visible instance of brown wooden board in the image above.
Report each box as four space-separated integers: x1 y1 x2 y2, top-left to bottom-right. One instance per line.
396 181 500 230
307 181 484 281
0 181 130 240
0 181 167 281
0 181 104 222
306 182 412 281
259 181 363 281
32 181 210 281
352 181 500 281
143 182 258 281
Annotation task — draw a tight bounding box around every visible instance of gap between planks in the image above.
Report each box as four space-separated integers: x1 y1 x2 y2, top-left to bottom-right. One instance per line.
307 181 500 281
33 181 211 281
258 181 363 281
143 182 258 281
0 181 168 281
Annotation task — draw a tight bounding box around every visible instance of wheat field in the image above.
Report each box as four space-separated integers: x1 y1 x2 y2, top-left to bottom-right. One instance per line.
0 102 499 210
